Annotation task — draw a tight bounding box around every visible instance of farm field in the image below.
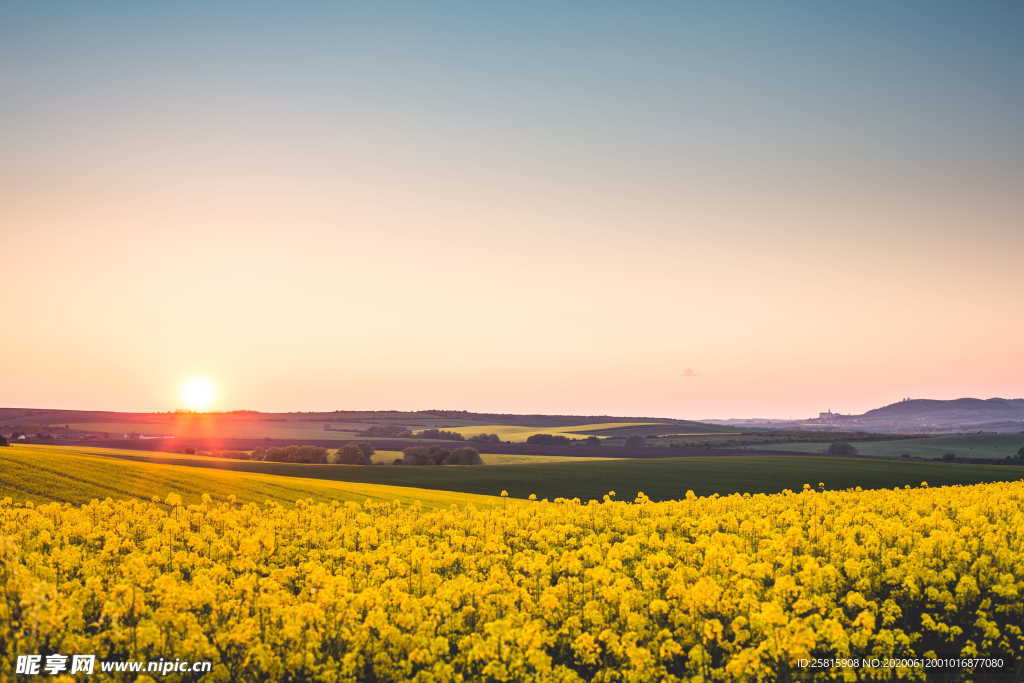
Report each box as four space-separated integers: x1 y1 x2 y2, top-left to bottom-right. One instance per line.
743 433 1024 460
646 430 913 448
13 445 1024 503
60 419 717 443
581 422 740 438
442 422 659 441
369 450 622 465
0 445 504 508
3 480 1022 680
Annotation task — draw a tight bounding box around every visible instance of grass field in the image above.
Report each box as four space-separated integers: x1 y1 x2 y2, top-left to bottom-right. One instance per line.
12 444 1024 503
442 422 658 442
0 445 504 508
743 433 1024 460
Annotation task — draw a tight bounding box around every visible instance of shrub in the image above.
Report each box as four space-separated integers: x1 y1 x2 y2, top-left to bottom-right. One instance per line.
624 435 647 448
826 442 858 456
0 436 7 447
355 442 375 458
467 433 501 443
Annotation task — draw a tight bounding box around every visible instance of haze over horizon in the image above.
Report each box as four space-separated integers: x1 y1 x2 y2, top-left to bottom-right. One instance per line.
3 2 1022 419
4 395 1024 426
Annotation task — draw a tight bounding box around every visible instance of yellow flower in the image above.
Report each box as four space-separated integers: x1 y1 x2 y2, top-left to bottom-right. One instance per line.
1 475 1022 680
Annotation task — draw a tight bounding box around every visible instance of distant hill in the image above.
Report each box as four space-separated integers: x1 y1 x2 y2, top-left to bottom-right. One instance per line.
703 397 1024 434
862 398 1024 420
817 397 1024 433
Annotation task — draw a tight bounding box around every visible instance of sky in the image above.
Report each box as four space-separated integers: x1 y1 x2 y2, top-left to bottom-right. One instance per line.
2 1 1022 419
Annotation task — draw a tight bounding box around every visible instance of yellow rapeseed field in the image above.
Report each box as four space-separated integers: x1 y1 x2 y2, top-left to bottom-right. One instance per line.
1 481 1022 681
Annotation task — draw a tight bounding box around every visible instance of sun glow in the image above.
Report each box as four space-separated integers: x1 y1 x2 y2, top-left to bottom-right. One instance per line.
180 377 216 412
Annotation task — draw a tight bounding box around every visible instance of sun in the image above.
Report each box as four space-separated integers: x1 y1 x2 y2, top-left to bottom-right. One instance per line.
180 377 217 411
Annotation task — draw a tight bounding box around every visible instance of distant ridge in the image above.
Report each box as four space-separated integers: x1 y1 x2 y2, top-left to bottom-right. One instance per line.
816 397 1024 433
864 397 1024 418
703 397 1024 434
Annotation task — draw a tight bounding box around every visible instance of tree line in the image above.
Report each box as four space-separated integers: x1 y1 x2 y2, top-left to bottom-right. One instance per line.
207 444 376 465
396 446 483 465
187 442 483 466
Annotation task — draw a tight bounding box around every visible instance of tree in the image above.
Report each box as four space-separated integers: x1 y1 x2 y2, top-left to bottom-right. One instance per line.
0 435 7 447
415 429 465 441
1016 446 1024 461
468 433 501 443
333 444 371 465
355 442 375 458
624 435 646 448
399 445 483 465
443 447 483 465
401 446 450 465
526 434 572 446
826 442 858 456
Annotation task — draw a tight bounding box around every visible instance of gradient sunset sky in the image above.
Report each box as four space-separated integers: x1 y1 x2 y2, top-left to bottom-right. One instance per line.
3 2 1022 418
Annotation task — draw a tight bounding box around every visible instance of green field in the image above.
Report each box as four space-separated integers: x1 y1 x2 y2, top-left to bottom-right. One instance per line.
11 444 1023 503
743 433 1024 460
442 422 658 442
0 445 504 508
